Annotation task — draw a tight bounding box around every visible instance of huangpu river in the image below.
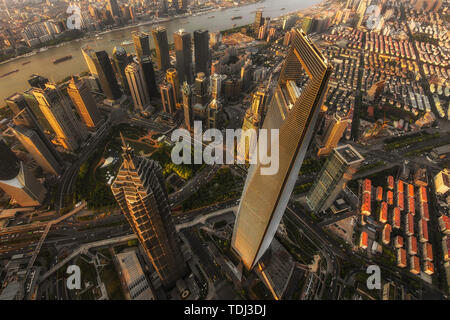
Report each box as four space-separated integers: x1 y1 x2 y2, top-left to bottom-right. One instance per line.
0 0 321 102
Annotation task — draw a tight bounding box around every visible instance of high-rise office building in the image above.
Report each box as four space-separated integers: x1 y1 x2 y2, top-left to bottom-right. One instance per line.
82 45 121 101
254 10 263 33
160 83 176 114
32 84 87 151
159 0 168 14
317 112 351 157
0 140 47 207
140 56 159 100
193 72 209 105
194 30 210 76
67 76 102 130
6 93 63 167
182 81 193 131
125 62 151 113
111 139 186 288
107 0 120 18
166 68 181 109
178 0 188 11
28 74 49 89
231 29 332 270
132 31 151 61
306 145 364 213
5 93 35 128
23 89 53 134
207 99 221 129
210 73 225 100
112 46 131 94
174 30 193 84
152 27 171 72
8 124 63 175
356 0 368 28
240 87 267 161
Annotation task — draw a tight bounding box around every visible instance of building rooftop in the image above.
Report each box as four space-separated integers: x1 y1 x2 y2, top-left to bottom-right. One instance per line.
334 144 364 165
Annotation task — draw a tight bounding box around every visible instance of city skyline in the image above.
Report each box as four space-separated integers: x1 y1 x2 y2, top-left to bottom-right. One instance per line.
0 0 448 303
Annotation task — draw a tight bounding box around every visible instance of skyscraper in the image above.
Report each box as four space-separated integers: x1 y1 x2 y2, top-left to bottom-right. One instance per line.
111 139 186 288
8 124 63 175
160 83 176 114
210 73 225 100
240 86 267 161
166 68 181 109
112 46 131 94
5 93 35 128
132 31 151 61
317 112 351 157
82 45 122 101
231 29 332 270
140 56 159 100
194 29 210 76
6 93 63 168
152 27 171 72
254 10 263 33
182 81 193 131
32 84 87 151
207 99 221 129
174 30 193 84
306 145 364 213
23 89 53 134
67 76 102 130
28 74 49 89
193 72 209 105
0 140 47 207
125 62 151 113
107 0 120 18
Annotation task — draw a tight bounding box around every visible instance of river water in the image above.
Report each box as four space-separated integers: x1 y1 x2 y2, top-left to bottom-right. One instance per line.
0 0 320 102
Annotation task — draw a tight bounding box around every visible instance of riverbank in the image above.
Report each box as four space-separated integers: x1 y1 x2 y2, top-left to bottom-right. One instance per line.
0 0 325 102
0 2 258 66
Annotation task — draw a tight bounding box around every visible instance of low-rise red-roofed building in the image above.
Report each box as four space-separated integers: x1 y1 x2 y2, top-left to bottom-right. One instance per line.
408 236 418 255
397 248 407 268
406 213 414 236
376 186 383 201
410 256 420 275
408 183 414 198
422 242 433 261
420 202 429 221
382 224 392 245
379 201 388 223
408 196 415 215
419 218 429 243
363 179 372 194
395 235 404 248
419 186 427 203
423 261 434 275
388 176 394 190
443 236 449 262
360 231 368 249
393 207 401 229
387 191 393 205
439 215 450 235
397 180 404 194
361 192 371 216
397 192 404 211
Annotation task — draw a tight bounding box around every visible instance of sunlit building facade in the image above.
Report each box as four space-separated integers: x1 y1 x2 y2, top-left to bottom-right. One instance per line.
111 140 186 288
232 29 332 270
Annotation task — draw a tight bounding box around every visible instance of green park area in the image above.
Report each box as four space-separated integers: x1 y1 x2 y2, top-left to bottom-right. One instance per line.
181 167 243 211
151 143 203 180
71 124 151 212
383 132 440 151
298 157 326 176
